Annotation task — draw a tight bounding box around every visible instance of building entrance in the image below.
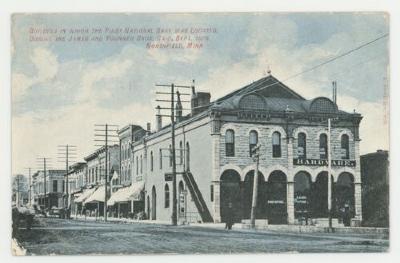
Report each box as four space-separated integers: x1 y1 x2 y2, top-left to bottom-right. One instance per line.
242 171 267 219
267 171 287 224
335 172 355 226
220 170 241 223
294 171 312 223
151 186 156 220
178 181 186 221
313 172 334 218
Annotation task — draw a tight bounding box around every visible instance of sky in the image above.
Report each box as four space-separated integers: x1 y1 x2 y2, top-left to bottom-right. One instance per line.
11 13 389 174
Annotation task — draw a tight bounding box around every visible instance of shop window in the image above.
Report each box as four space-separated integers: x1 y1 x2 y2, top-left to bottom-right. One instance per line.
225 129 235 157
165 184 170 208
341 134 350 159
272 131 282 158
319 134 328 159
249 130 258 157
297 132 307 159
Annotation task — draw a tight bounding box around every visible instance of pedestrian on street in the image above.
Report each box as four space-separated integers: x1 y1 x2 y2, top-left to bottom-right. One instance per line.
225 202 234 230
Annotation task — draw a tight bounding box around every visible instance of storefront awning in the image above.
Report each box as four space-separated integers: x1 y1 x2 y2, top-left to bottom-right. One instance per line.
84 185 106 204
74 187 97 203
107 181 144 206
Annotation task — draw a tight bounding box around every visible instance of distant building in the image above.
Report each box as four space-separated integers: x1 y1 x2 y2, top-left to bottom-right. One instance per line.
12 174 29 206
32 170 65 209
361 150 389 227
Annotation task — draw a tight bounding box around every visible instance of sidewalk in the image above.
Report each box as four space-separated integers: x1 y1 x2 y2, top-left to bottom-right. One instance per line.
70 215 388 235
72 214 171 225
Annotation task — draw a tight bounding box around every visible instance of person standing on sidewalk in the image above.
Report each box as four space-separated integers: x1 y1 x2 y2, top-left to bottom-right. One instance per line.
225 202 234 230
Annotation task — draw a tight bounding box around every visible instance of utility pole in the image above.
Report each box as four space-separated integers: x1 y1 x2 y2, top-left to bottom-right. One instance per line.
58 145 77 217
250 144 261 229
94 124 119 222
155 82 192 226
328 118 333 231
25 168 32 206
37 157 52 211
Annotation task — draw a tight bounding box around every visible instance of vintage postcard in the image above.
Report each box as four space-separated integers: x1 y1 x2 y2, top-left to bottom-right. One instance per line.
11 13 389 255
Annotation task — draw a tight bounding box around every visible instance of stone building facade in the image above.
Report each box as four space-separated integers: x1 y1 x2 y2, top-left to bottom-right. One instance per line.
128 74 362 226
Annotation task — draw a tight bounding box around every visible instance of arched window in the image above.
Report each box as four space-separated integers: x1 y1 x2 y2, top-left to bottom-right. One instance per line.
136 156 139 175
249 130 258 157
159 149 163 170
179 141 183 164
169 144 172 167
140 155 143 174
341 134 350 159
186 142 190 171
272 131 282 158
164 184 170 208
297 132 306 159
319 134 328 159
225 129 235 157
150 151 154 171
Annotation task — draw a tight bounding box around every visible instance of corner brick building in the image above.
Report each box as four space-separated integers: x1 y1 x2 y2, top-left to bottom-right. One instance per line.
128 74 363 226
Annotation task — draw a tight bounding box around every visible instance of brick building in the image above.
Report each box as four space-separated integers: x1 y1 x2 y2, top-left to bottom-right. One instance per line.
127 74 363 226
361 150 389 227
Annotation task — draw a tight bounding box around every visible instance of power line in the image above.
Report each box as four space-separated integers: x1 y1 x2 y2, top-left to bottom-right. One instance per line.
239 33 389 96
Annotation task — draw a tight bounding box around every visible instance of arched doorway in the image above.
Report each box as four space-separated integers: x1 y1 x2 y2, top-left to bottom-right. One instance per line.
220 170 241 223
242 171 267 219
335 172 355 226
294 171 312 223
267 171 287 224
178 181 186 220
146 195 150 219
313 171 334 218
151 186 157 220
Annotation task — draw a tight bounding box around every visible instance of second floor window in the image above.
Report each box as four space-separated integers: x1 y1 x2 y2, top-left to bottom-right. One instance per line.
297 132 306 159
319 134 328 159
341 134 350 159
186 142 190 171
150 151 154 171
140 155 143 174
159 149 163 170
249 130 258 157
179 141 183 164
272 131 282 158
225 129 235 157
136 156 139 175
